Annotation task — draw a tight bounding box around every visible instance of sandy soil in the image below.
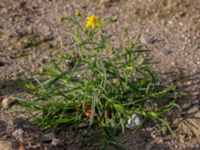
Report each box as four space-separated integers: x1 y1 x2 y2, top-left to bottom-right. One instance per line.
0 0 200 149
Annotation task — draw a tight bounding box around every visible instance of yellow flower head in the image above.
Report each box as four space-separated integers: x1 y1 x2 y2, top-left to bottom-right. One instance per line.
86 15 100 29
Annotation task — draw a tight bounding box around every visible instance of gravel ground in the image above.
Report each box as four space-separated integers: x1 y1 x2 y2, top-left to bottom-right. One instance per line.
0 0 200 149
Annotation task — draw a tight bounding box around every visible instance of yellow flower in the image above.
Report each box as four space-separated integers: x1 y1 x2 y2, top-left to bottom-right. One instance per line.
86 15 100 29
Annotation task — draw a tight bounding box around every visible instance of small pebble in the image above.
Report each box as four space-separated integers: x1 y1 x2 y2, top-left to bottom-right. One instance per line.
1 96 16 109
51 138 61 146
126 114 142 129
42 133 55 143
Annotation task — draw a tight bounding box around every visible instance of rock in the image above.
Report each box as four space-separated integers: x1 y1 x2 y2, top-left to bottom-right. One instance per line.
187 105 199 116
163 47 172 55
0 140 12 150
0 140 19 150
51 138 61 146
126 114 142 129
12 128 24 143
141 36 157 45
42 133 55 143
1 96 16 108
18 145 26 150
99 0 111 5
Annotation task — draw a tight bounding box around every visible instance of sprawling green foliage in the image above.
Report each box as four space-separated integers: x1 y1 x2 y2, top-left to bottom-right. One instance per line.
18 12 178 149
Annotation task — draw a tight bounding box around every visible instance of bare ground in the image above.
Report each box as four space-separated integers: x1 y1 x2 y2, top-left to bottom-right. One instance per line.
0 0 200 149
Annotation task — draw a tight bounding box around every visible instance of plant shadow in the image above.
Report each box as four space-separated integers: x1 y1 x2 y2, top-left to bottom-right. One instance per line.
0 79 24 98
